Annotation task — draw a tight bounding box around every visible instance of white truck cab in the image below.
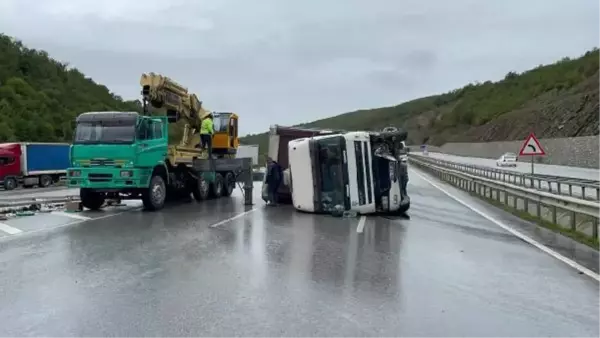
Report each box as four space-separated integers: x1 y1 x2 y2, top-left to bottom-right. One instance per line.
288 130 410 215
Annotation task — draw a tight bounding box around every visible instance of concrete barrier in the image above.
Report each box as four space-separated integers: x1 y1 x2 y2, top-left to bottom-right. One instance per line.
411 135 599 169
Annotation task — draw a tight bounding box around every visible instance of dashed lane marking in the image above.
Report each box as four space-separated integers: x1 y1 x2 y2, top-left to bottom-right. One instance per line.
0 207 143 242
51 211 92 220
209 208 259 228
357 216 367 233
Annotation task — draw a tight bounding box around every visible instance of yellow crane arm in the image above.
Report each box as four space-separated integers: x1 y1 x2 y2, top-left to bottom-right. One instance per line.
140 72 209 147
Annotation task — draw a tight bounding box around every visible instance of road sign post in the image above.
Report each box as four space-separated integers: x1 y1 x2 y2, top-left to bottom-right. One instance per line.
518 132 546 175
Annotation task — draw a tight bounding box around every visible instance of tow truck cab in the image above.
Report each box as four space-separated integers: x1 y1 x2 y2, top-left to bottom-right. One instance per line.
288 131 410 214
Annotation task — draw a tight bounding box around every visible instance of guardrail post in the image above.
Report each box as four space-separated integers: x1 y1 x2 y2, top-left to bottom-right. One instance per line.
570 211 576 231
536 202 541 219
582 187 586 199
596 188 599 201
551 205 557 224
523 198 529 213
593 218 598 240
568 185 573 196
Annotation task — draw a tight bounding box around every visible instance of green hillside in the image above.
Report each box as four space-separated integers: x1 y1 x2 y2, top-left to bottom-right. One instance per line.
0 34 142 142
241 48 599 159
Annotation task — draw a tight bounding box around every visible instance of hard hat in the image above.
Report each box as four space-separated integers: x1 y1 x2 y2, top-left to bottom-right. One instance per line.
201 111 212 119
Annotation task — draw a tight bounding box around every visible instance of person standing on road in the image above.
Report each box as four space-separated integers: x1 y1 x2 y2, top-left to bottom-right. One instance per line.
265 157 283 206
200 112 214 156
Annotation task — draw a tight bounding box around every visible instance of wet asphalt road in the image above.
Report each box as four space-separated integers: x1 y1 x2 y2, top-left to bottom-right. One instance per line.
0 169 598 336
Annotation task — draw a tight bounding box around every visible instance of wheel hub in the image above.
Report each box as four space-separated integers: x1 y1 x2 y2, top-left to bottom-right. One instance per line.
152 182 164 202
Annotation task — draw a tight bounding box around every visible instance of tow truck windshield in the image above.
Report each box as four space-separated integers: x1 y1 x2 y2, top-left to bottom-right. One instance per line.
312 136 348 211
74 122 136 144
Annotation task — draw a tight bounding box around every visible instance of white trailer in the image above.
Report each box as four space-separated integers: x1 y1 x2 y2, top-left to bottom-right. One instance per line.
237 144 259 166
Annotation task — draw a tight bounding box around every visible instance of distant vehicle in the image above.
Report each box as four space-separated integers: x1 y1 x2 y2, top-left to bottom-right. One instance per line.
496 152 518 167
0 142 70 190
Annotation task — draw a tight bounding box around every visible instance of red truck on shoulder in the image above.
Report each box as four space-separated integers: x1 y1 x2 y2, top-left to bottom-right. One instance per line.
0 142 71 190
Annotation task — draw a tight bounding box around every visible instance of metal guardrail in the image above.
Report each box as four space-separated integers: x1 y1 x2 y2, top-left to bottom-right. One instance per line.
409 156 600 240
410 154 600 202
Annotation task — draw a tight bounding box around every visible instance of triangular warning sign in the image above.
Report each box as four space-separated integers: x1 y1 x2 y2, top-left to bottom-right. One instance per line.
519 133 545 156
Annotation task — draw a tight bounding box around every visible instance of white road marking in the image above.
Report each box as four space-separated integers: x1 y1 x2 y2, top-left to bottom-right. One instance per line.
51 211 91 220
209 208 258 228
0 222 23 235
357 216 366 233
410 168 600 282
0 207 143 242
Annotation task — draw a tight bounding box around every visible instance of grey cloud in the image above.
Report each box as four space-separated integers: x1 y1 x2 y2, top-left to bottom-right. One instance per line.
0 0 598 135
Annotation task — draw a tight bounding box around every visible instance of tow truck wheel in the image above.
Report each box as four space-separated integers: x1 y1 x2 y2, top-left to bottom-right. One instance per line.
142 175 166 211
192 176 209 201
209 173 224 199
80 188 105 211
40 175 52 188
222 172 235 197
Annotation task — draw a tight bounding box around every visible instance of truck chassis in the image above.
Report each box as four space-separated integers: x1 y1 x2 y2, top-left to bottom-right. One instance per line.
78 157 253 211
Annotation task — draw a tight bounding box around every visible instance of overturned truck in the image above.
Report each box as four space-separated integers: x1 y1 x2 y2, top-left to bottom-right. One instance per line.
264 125 410 215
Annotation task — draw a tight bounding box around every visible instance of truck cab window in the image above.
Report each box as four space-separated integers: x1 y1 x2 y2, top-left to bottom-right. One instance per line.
151 120 163 139
75 122 136 144
137 120 150 140
315 137 345 210
0 156 13 166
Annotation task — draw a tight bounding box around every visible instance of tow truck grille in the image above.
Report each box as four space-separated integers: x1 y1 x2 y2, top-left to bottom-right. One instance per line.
90 159 115 166
89 173 113 182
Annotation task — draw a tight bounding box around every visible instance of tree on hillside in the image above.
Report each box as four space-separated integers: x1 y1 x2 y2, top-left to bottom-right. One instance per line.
0 34 141 143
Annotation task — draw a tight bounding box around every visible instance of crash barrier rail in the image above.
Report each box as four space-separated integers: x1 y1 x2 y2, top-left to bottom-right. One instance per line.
409 156 600 241
409 154 600 202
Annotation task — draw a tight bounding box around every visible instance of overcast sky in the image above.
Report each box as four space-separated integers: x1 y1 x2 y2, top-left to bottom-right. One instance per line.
0 0 598 135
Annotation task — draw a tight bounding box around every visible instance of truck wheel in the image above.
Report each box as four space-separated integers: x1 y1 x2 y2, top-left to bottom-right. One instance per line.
209 173 224 199
80 188 105 211
192 176 209 201
222 172 235 197
3 177 17 191
142 175 167 211
40 175 52 188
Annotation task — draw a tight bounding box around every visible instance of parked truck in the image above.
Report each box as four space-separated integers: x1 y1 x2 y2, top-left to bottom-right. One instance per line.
67 73 250 211
0 142 70 190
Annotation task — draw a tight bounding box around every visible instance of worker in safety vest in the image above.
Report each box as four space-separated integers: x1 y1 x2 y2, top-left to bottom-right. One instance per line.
200 112 214 156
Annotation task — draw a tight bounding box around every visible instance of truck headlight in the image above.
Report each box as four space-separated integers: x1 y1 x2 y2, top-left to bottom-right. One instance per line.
69 170 81 177
120 170 133 178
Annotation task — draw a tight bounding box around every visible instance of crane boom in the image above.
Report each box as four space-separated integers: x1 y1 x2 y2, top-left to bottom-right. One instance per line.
138 72 240 162
140 72 210 148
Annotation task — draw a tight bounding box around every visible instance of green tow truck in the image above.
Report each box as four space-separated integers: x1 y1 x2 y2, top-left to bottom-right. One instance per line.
66 73 253 211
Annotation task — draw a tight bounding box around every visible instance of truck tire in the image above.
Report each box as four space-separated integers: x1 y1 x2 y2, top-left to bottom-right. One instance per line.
40 175 52 188
192 176 209 201
142 175 167 211
3 177 17 191
80 188 105 211
222 172 235 197
209 173 224 199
